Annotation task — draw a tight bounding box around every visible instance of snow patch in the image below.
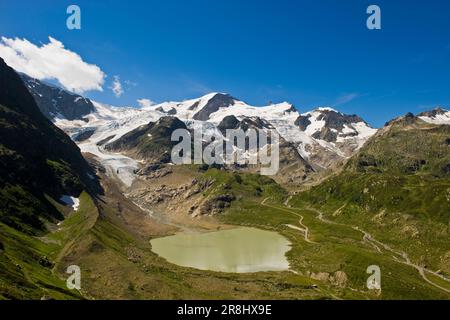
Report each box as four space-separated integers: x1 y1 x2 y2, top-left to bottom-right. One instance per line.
60 195 80 211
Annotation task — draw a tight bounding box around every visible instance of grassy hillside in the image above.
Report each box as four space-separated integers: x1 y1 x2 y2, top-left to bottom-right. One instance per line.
0 192 97 299
290 116 450 280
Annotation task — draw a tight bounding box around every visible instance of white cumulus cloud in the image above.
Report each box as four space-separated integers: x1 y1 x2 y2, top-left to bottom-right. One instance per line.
137 98 155 108
110 75 124 98
0 36 105 94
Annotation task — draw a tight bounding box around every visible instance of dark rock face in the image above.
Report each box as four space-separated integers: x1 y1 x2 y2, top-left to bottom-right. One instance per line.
284 105 298 113
193 93 235 121
312 127 338 143
20 73 94 121
295 109 367 142
187 101 200 110
294 115 311 131
105 116 189 164
317 110 364 131
0 58 100 233
356 154 379 172
156 106 177 115
217 115 240 135
240 117 274 131
72 128 96 142
279 138 314 169
443 164 450 174
404 112 416 119
217 115 273 137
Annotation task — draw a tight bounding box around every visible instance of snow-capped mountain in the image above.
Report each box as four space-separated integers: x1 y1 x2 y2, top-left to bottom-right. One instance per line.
20 73 95 121
142 93 377 167
296 107 376 144
67 93 376 168
20 75 379 176
418 108 450 125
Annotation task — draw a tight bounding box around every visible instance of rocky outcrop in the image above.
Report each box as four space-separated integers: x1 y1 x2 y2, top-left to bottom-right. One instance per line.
217 115 240 135
105 116 189 164
193 93 235 121
317 110 364 131
331 271 348 287
308 270 348 287
198 193 236 215
72 128 96 142
298 109 368 143
156 106 177 115
312 127 338 143
239 117 274 131
294 115 311 131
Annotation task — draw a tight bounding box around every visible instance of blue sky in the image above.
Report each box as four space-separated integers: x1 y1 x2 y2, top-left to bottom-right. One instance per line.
0 0 449 127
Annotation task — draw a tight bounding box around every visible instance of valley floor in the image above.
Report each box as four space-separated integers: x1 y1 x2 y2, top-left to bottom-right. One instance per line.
2 156 450 300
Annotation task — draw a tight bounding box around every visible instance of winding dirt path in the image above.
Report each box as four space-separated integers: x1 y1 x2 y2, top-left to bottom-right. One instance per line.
261 198 315 244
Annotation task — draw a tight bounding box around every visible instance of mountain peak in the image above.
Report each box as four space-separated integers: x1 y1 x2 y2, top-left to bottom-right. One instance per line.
267 102 296 112
315 106 339 113
19 72 95 121
417 107 450 125
294 106 375 145
384 112 420 127
384 108 450 126
192 92 236 121
418 107 448 116
201 92 232 99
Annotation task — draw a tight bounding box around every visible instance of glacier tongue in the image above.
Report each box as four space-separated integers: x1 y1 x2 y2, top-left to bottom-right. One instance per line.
78 142 139 187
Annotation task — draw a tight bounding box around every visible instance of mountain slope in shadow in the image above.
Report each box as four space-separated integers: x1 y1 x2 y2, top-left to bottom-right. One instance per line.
0 58 100 234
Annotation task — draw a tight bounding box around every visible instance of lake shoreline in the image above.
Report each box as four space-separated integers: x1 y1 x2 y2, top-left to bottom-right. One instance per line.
150 226 292 274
